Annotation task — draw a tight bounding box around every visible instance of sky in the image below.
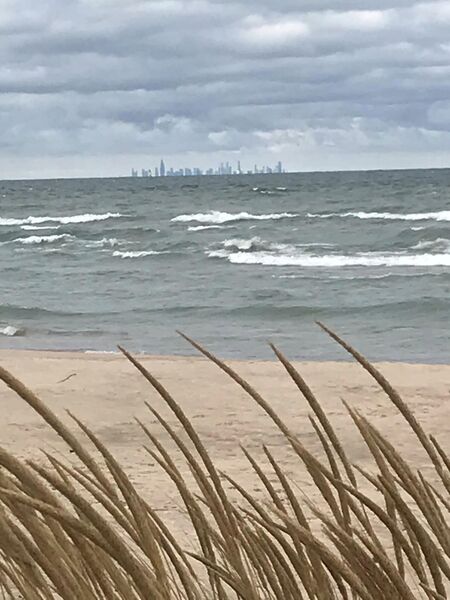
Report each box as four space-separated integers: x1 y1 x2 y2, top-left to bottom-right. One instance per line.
2 0 450 179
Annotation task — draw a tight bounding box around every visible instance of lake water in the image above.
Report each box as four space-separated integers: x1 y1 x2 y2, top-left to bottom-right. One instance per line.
1 169 449 362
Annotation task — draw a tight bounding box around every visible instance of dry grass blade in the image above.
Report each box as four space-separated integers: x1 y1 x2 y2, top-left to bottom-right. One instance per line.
118 346 261 600
317 321 450 494
270 343 358 490
0 365 117 499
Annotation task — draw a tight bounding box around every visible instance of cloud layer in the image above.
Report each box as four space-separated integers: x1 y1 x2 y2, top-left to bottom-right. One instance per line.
2 0 450 177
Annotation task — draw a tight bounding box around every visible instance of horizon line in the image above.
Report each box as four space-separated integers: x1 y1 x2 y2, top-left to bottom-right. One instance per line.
2 164 450 183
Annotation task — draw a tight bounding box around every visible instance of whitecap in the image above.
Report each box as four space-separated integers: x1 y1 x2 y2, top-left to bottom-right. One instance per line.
222 237 262 251
411 238 450 252
211 251 450 268
21 225 61 231
113 250 166 259
171 210 298 224
0 325 25 337
85 238 120 248
307 210 450 222
187 225 226 232
0 212 123 226
219 237 333 253
12 234 75 245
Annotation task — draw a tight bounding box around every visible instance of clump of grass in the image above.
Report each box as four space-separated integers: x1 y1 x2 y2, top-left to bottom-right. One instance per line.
0 325 448 599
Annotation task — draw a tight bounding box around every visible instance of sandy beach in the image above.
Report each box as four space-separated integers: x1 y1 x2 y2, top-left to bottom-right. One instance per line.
0 349 449 539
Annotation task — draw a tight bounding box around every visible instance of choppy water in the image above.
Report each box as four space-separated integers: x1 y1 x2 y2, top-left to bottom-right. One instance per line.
1 169 449 361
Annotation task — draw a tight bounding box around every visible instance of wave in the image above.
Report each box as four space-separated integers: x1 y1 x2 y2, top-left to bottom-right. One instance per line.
188 225 228 232
222 237 263 251
84 238 121 248
211 250 450 268
0 304 66 319
218 237 335 254
252 186 288 194
221 298 448 320
112 250 167 259
275 271 446 281
0 325 25 337
0 212 123 226
11 234 75 245
0 303 131 320
411 238 450 252
21 225 61 231
307 210 450 222
172 210 298 224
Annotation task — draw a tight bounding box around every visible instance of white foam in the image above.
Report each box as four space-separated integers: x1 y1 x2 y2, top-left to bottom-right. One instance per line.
411 238 450 252
307 210 450 222
0 212 123 226
276 273 406 280
85 350 119 355
187 225 226 231
219 237 333 253
112 250 165 258
13 234 75 245
213 251 450 268
172 210 298 224
85 238 120 248
0 325 24 337
21 225 61 231
410 226 425 231
223 237 262 251
208 249 231 259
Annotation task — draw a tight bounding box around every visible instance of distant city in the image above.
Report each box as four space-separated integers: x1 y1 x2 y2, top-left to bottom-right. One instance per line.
131 159 285 178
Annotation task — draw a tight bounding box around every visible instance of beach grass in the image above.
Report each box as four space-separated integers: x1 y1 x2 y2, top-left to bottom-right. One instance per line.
0 325 448 599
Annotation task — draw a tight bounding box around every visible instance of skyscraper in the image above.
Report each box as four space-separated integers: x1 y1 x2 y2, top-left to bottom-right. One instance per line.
160 159 166 177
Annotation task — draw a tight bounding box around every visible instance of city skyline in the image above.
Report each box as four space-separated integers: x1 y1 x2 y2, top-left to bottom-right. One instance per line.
131 159 284 178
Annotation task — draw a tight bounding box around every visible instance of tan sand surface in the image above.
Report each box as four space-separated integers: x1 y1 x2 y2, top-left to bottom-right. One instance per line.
0 349 449 541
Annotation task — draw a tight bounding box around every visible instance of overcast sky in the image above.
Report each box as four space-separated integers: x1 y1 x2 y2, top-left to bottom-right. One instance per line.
2 0 450 179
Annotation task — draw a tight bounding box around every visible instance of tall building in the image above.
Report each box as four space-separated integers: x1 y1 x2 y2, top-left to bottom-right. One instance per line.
160 159 166 177
155 167 159 177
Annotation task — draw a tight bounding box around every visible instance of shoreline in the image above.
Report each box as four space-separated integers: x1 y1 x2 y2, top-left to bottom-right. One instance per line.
0 347 449 367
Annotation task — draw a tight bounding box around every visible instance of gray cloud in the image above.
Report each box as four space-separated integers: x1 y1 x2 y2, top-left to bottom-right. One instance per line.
1 0 450 177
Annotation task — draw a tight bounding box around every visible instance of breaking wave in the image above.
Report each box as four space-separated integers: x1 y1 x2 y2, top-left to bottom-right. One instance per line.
0 212 123 226
188 225 227 231
112 250 167 259
411 238 450 252
172 210 298 224
21 225 61 231
84 238 121 248
11 234 75 245
217 251 450 267
216 237 336 254
0 325 25 337
307 210 450 222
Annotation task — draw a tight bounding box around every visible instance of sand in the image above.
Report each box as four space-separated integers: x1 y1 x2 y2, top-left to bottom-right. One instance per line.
0 349 449 539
